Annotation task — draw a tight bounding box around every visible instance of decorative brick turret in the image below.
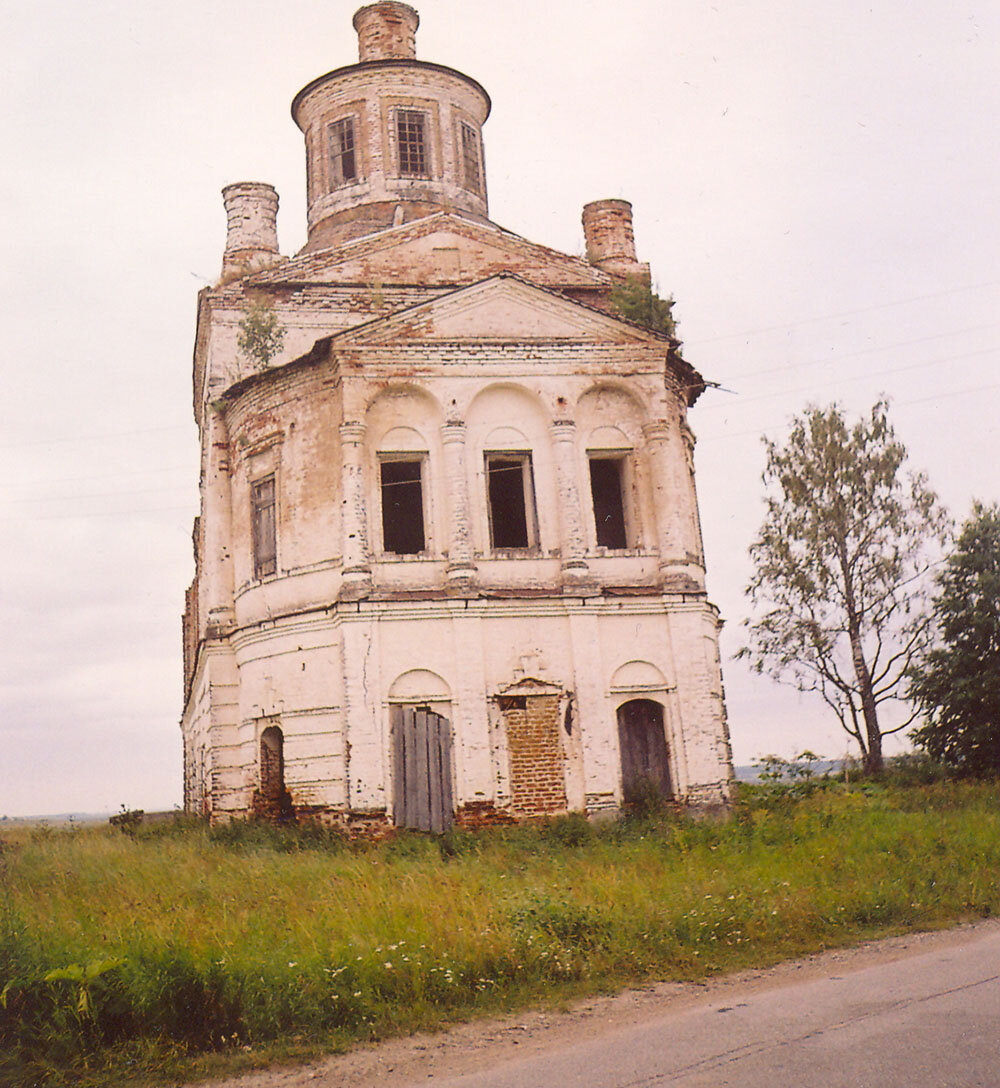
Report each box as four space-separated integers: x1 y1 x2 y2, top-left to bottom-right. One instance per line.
221 182 280 277
582 199 650 282
353 2 419 61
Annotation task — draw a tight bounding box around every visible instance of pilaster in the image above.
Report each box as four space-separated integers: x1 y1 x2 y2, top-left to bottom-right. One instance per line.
339 420 372 599
441 420 477 589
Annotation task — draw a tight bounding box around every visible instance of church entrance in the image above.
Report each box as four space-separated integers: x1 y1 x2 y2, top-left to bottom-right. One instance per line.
391 706 454 833
254 724 294 820
260 725 285 801
617 699 672 802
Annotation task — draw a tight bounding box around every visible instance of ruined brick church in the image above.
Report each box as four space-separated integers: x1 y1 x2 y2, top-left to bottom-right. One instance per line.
181 3 733 829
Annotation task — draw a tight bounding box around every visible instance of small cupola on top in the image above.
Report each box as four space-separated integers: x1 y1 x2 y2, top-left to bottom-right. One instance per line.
291 1 492 252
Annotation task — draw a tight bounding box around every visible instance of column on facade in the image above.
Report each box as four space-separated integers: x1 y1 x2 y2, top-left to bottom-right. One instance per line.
681 421 707 567
549 419 592 586
642 417 705 589
440 420 477 587
203 406 235 633
339 420 372 597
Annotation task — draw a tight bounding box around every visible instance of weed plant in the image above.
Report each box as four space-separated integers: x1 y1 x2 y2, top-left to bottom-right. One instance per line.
2 779 998 1087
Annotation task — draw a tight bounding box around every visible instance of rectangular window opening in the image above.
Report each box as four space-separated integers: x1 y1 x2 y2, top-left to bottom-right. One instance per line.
486 454 536 550
251 475 277 578
460 122 481 193
589 457 628 550
380 459 426 555
329 117 357 187
397 109 428 176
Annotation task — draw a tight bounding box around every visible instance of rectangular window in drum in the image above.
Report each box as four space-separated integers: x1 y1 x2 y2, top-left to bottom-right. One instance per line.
251 475 277 578
328 117 358 187
396 109 428 176
460 121 481 193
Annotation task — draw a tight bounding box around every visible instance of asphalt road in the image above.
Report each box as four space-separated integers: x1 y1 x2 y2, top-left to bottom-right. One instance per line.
407 925 1000 1088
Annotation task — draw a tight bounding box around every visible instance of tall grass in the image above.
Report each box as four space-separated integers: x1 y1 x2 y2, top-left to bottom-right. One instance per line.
2 780 999 1087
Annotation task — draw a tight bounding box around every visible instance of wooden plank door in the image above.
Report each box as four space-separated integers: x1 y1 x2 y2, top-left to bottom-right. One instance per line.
391 706 454 833
617 699 672 801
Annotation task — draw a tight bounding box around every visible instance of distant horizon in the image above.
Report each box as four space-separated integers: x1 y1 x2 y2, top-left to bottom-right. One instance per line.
1 761 860 822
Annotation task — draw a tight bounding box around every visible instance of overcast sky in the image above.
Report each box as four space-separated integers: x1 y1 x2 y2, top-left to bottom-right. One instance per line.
2 0 997 817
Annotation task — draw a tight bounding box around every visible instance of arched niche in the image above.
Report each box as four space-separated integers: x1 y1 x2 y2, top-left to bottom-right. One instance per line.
610 659 670 699
365 385 445 556
465 383 555 554
483 425 530 449
388 668 452 704
377 425 428 453
576 385 653 551
587 425 632 451
576 384 647 446
365 383 444 442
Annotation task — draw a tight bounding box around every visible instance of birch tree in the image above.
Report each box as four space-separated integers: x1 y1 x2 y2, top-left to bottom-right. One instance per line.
739 401 948 774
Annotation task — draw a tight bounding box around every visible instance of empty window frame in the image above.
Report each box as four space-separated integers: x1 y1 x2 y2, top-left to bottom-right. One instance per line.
486 454 538 550
251 475 277 578
380 458 426 555
328 116 358 187
589 455 629 549
396 109 428 176
459 121 481 193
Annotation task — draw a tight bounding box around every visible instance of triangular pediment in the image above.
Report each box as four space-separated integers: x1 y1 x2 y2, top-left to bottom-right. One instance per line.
327 275 663 346
248 213 611 290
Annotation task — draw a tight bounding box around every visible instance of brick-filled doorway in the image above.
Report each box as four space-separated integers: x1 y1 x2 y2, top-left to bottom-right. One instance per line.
499 694 568 818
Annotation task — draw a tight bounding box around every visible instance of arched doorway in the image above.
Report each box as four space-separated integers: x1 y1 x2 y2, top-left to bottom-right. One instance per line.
260 726 285 801
616 699 672 802
254 725 293 820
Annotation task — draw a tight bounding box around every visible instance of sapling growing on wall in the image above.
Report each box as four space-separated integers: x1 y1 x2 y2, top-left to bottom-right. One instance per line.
609 276 677 338
237 295 285 370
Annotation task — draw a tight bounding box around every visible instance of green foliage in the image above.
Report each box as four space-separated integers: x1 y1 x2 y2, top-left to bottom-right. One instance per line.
609 276 676 337
108 806 143 838
44 960 124 1020
3 784 1000 1085
909 503 1000 774
237 296 285 370
739 400 949 774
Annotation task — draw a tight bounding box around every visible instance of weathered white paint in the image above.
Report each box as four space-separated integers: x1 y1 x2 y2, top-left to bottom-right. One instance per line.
180 3 733 828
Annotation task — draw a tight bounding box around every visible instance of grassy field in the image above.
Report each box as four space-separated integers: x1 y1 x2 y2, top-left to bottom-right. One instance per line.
2 777 999 1088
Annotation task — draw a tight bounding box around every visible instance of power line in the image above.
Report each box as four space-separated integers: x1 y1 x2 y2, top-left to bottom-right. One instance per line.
0 424 191 450
684 280 1000 346
13 463 193 489
712 322 1000 386
699 346 997 412
700 380 1000 445
33 505 194 521
2 485 192 507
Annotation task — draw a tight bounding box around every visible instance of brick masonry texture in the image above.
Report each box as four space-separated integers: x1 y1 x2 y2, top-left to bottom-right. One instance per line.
503 696 568 818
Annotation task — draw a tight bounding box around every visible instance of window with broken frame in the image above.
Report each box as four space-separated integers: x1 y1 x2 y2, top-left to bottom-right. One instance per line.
251 474 277 578
485 453 539 551
328 116 359 188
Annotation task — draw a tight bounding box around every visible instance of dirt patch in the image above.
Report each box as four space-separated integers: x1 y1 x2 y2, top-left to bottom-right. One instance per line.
191 919 1000 1088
